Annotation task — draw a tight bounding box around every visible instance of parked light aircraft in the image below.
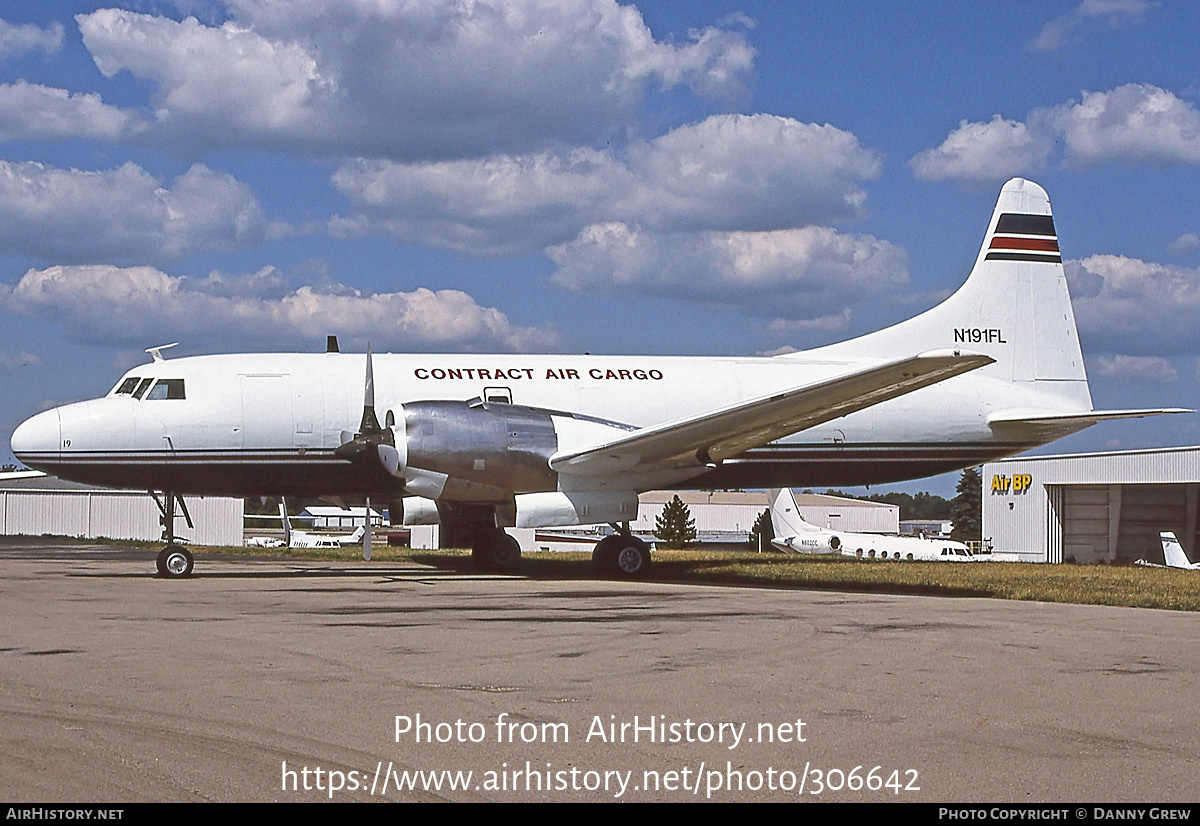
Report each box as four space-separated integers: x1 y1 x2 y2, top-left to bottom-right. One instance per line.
767 487 977 561
11 179 1184 578
1135 532 1200 570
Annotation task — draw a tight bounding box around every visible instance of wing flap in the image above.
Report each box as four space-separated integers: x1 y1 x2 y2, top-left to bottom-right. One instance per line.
550 350 993 476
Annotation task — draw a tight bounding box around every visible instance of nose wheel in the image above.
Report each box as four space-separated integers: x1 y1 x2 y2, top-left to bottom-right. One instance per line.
156 544 194 578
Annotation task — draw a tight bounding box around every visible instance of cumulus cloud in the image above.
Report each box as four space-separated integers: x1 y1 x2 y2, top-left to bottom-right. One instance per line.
331 114 881 253
76 1 754 158
0 81 143 142
1065 254 1200 354
1091 354 1177 383
912 83 1200 182
1169 233 1200 256
547 223 907 325
2 264 559 353
1030 0 1156 52
910 116 1052 183
0 18 63 58
0 161 289 263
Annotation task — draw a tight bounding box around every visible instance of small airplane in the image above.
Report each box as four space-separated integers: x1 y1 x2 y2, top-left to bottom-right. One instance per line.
245 501 367 548
767 487 977 561
11 178 1185 578
1136 532 1200 570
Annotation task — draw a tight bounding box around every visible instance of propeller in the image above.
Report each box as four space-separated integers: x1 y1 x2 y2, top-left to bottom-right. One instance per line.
335 344 405 477
334 346 397 562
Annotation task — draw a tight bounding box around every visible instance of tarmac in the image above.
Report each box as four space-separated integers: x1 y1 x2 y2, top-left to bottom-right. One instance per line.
2 536 1198 802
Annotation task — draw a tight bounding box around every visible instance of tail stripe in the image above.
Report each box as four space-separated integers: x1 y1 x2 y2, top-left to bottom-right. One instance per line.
985 251 1062 264
995 213 1056 236
988 237 1059 252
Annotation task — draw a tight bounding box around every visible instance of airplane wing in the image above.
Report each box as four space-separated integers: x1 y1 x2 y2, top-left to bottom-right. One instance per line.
549 350 993 476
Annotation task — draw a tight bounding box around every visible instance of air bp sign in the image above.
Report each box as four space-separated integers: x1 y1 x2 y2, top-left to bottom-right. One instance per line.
991 473 1033 494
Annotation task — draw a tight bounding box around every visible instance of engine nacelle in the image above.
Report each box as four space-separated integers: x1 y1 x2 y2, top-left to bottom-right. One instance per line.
395 495 440 525
387 400 558 500
513 491 639 528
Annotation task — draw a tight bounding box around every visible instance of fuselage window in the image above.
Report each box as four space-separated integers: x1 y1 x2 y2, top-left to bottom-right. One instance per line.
132 378 154 399
145 379 186 400
113 377 140 395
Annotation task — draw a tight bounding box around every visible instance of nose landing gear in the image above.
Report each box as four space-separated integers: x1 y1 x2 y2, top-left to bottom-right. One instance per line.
151 490 194 578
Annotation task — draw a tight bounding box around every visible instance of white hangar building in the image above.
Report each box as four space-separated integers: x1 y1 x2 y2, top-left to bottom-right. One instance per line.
0 470 244 547
982 446 1200 564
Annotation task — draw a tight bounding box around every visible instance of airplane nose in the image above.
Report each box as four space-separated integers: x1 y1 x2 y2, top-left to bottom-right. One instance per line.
11 408 60 463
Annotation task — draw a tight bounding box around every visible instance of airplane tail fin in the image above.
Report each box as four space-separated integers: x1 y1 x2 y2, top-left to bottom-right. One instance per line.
1160 531 1200 570
767 488 820 537
809 178 1092 412
349 526 365 543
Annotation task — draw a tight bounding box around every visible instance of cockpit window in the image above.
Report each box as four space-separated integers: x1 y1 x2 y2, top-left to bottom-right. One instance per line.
145 379 186 400
132 378 154 399
113 377 140 395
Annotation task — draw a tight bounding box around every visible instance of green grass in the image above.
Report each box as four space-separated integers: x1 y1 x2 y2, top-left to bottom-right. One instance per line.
189 543 1200 612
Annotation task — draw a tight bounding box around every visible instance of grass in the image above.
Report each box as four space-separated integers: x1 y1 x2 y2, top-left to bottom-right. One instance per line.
187 543 1200 612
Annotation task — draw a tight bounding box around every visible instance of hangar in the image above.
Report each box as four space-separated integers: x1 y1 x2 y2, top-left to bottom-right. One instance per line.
0 470 243 546
982 446 1200 564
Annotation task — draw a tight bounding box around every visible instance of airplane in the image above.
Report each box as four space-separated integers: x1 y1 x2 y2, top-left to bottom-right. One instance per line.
767 487 977 561
273 501 367 549
10 178 1185 579
1135 532 1200 570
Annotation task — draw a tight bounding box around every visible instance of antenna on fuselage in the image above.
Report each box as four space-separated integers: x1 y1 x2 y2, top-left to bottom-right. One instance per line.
327 335 339 353
145 343 179 362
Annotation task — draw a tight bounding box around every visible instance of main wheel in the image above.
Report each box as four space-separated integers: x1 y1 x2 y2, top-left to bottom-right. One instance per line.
158 544 193 578
471 531 521 571
592 535 651 578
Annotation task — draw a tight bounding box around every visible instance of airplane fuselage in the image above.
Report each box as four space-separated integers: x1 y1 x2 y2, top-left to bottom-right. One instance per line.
13 349 1056 498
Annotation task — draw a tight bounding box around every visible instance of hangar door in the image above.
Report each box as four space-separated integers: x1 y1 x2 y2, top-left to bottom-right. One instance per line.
1058 483 1198 564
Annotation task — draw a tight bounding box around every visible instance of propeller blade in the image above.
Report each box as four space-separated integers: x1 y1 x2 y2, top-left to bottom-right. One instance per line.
359 343 382 435
363 497 372 562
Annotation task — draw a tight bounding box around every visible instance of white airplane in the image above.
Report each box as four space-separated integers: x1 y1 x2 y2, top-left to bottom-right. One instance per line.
767 487 977 561
276 502 366 549
1136 532 1200 570
10 178 1184 578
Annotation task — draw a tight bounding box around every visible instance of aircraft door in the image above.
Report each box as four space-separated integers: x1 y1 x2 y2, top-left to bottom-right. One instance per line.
240 374 294 449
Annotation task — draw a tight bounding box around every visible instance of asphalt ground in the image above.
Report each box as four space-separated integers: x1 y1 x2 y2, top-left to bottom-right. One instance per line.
2 537 1198 803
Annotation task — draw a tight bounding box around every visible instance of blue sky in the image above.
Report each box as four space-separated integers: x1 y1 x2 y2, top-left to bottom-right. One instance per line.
1 0 1198 497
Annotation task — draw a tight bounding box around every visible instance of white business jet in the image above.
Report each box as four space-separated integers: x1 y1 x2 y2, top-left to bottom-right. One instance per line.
11 179 1184 578
1136 532 1200 570
767 487 976 561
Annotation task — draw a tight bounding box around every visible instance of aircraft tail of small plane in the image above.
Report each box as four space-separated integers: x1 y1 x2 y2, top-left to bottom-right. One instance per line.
278 500 292 547
767 487 820 538
1160 532 1200 570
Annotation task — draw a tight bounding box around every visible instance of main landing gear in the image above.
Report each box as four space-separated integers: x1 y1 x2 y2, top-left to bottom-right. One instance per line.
471 529 522 571
592 532 652 578
151 490 194 578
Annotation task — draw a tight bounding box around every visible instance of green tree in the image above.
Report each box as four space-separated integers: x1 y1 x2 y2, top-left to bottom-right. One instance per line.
654 495 697 549
950 467 982 543
748 508 774 550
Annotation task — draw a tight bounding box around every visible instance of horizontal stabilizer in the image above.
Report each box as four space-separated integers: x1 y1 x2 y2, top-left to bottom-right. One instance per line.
988 407 1191 441
551 350 993 476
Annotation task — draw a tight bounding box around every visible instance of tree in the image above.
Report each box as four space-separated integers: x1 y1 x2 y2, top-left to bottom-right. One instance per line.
950 467 982 543
748 508 774 551
654 495 697 549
